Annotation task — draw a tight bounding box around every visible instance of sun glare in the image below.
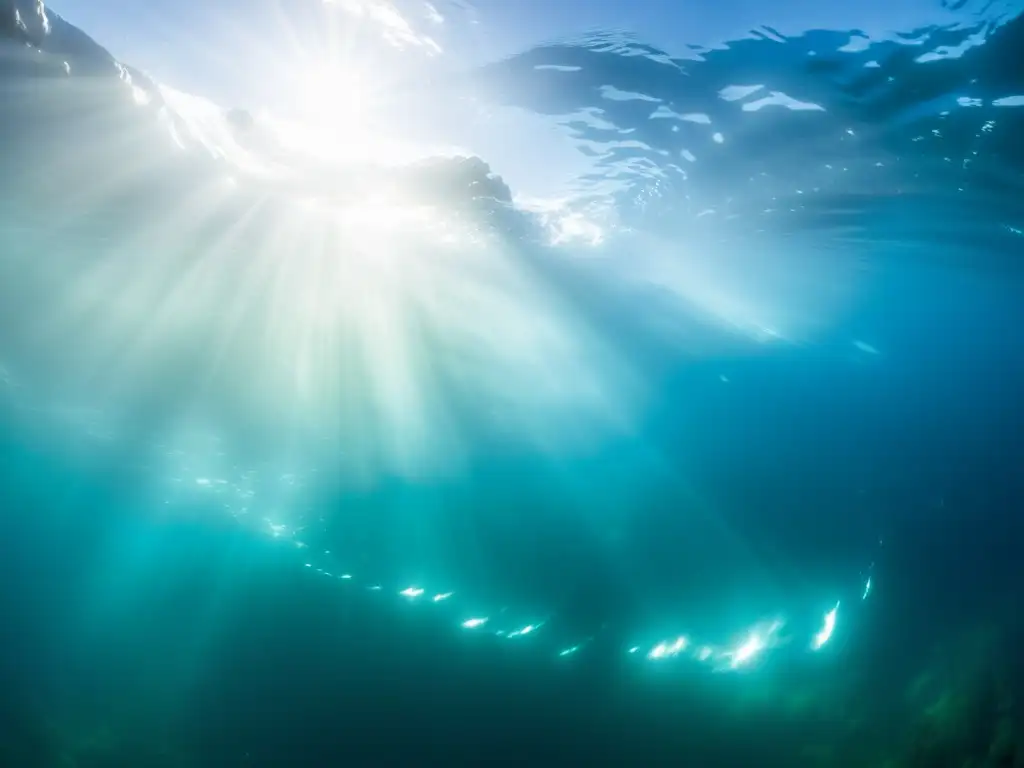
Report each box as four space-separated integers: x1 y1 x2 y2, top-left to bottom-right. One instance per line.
296 66 369 129
2 0 649 484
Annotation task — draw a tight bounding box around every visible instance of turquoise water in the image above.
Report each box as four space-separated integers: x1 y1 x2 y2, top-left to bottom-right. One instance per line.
2 2 1024 765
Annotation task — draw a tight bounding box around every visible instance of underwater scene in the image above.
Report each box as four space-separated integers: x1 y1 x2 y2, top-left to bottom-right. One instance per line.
2 0 1024 765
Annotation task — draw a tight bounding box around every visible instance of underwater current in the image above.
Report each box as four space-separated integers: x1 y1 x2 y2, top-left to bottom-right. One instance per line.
2 0 1024 765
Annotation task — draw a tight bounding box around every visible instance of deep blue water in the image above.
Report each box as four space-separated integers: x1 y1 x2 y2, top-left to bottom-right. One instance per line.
2 1 1024 766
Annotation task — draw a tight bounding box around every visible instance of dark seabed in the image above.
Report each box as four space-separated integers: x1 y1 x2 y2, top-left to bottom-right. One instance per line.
2 0 1024 766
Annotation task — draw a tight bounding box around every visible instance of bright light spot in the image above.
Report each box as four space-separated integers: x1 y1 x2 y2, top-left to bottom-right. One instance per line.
433 592 454 602
812 603 839 650
741 92 824 112
729 621 783 669
400 586 424 598
508 624 538 638
838 35 871 54
649 635 688 660
862 577 872 600
294 66 370 131
462 617 487 629
731 634 764 667
599 85 660 102
719 84 764 101
698 646 713 661
549 212 605 246
131 85 151 106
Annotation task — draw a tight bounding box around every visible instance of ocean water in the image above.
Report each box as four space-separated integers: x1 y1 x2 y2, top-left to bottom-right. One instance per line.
1 1 1023 766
